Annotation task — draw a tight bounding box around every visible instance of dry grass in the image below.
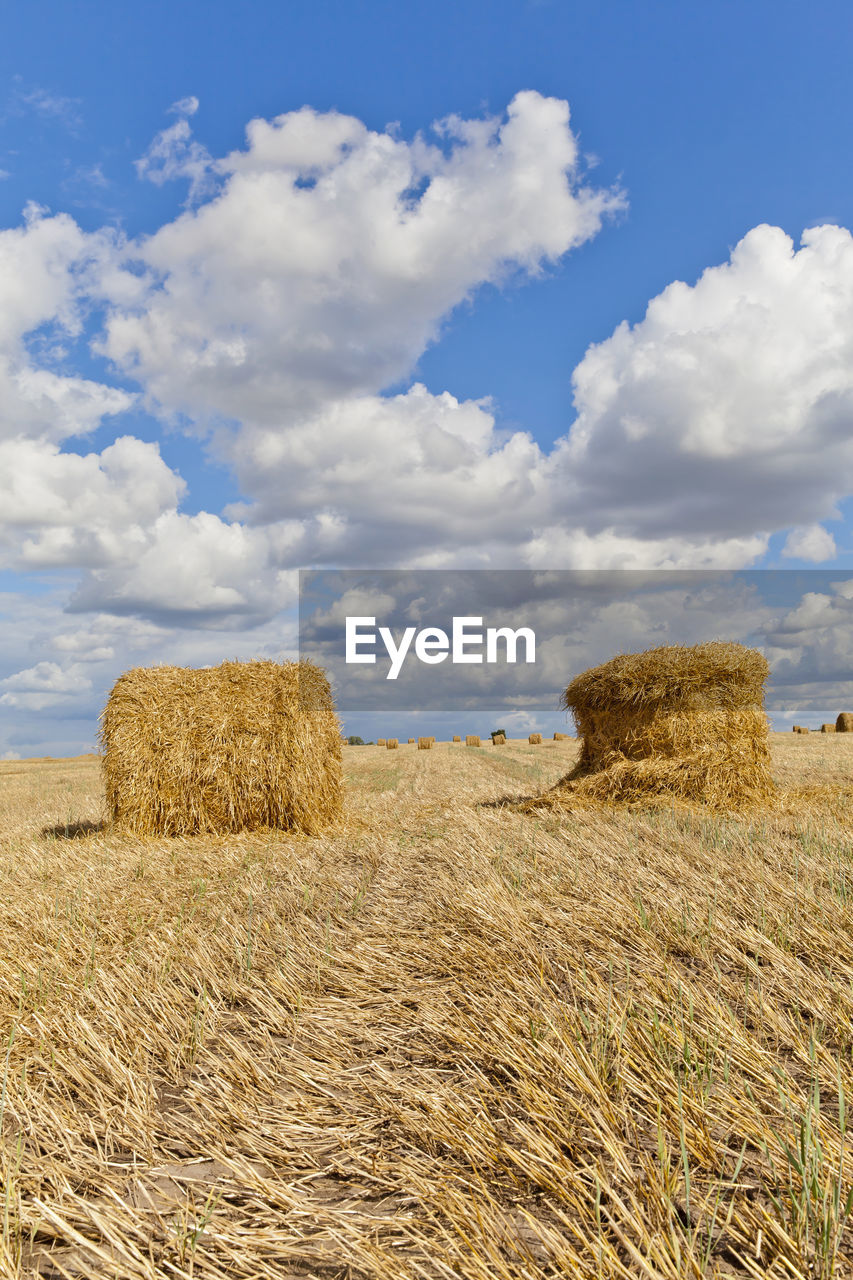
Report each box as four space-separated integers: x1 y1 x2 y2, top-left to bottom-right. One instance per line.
100 661 341 838
2 735 853 1278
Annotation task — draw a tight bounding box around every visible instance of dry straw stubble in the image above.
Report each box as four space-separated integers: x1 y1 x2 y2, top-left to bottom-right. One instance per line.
100 659 342 837
8 732 853 1277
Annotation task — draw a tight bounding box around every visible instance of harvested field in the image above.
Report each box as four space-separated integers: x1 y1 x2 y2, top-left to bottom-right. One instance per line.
2 733 853 1278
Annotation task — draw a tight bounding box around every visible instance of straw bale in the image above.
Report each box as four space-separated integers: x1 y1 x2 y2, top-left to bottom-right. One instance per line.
837 713 853 733
386 738 399 749
377 738 386 746
548 641 774 810
408 737 415 744
553 732 570 740
466 735 480 747
821 724 836 734
528 733 542 745
100 660 342 837
417 737 432 750
493 734 506 745
452 735 461 742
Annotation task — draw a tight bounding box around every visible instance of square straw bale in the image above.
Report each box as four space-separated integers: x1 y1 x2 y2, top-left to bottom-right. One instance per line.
100 659 342 836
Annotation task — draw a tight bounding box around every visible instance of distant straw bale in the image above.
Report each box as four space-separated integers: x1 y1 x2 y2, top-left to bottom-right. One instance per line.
377 738 386 747
466 736 480 747
528 733 542 745
821 724 836 734
408 737 415 744
100 660 342 837
837 713 853 733
493 734 506 745
525 641 773 811
796 726 810 734
386 738 399 749
417 737 432 750
452 735 461 743
428 737 436 745
553 732 570 740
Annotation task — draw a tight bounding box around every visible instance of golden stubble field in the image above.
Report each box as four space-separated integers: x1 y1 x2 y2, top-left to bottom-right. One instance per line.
1 734 853 1279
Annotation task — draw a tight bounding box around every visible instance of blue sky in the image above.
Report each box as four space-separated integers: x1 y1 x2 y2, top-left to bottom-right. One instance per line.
2 0 853 752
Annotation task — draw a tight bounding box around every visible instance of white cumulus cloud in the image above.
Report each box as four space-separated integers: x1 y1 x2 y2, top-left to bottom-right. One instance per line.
782 525 838 562
553 224 853 543
106 91 623 431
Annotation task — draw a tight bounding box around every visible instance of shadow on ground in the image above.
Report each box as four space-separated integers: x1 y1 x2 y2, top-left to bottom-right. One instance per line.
42 819 106 840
